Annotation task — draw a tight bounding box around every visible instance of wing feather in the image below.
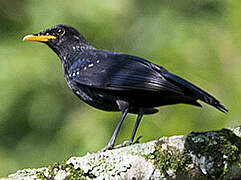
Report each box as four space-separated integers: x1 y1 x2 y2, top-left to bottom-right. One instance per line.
68 51 184 94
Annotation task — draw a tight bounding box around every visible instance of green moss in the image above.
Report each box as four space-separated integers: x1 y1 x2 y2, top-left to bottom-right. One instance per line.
66 167 87 180
143 128 241 178
36 160 87 180
144 141 192 176
36 170 48 180
185 128 241 178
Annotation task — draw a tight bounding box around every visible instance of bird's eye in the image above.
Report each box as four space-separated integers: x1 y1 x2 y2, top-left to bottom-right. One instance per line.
56 28 65 36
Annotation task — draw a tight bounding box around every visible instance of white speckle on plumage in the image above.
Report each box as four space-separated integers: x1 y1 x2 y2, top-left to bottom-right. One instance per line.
88 64 94 68
73 46 76 50
72 72 76 76
84 67 87 70
73 35 79 40
76 71 80 75
96 60 100 63
63 56 66 60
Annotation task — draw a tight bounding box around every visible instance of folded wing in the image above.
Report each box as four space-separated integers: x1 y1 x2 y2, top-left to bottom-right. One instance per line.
68 52 184 95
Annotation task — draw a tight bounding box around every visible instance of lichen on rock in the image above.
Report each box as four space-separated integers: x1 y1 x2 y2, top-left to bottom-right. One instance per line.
144 136 193 178
185 128 241 179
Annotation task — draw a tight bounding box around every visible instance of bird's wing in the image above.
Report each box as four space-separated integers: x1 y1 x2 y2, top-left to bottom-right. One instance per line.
68 51 184 94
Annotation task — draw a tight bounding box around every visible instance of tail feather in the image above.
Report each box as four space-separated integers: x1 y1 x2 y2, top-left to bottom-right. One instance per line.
199 93 228 113
162 71 228 113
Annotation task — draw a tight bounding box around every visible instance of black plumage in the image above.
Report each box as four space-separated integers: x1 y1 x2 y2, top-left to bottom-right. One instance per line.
23 24 228 150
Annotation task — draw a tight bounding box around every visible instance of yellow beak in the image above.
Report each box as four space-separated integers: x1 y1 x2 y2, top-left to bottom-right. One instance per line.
23 34 56 42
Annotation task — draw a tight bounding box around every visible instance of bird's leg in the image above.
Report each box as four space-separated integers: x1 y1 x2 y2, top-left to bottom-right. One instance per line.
130 111 143 144
115 111 144 148
101 108 129 151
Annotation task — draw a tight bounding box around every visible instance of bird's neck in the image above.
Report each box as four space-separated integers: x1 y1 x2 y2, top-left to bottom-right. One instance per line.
58 44 96 73
50 43 95 63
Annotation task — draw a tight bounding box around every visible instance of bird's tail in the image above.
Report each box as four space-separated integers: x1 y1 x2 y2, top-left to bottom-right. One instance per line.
162 72 228 113
197 90 228 113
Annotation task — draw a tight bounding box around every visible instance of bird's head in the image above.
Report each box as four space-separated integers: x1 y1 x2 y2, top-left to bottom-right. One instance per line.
23 25 93 60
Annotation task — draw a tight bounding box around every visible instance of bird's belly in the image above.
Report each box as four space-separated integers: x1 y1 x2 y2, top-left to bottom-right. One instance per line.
119 90 187 108
71 85 120 111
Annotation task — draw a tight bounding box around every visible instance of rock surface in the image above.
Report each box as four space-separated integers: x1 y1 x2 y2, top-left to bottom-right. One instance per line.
1 126 240 180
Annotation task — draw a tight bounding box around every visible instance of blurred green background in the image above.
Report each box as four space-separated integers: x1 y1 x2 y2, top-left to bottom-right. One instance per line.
0 0 240 177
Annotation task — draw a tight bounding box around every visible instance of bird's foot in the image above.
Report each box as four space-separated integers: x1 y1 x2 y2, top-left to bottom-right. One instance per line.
113 136 143 149
101 136 142 152
101 142 127 151
133 136 142 144
101 144 114 152
114 140 132 149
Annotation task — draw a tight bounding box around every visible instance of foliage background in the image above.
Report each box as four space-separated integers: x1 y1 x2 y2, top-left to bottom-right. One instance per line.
0 0 240 176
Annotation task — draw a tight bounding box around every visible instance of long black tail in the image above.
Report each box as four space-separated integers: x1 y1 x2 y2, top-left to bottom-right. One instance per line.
162 72 228 113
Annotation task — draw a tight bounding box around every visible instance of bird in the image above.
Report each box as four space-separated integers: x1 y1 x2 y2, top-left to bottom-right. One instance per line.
23 24 228 151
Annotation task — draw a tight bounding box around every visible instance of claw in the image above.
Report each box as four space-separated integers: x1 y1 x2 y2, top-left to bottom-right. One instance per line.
101 144 114 152
134 136 142 144
119 140 132 147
